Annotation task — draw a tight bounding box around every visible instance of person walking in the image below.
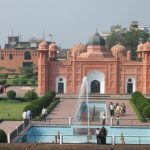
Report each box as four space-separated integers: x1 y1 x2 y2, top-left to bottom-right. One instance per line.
95 128 100 144
99 126 107 144
109 102 114 117
41 107 47 122
22 111 27 122
102 113 106 125
27 109 32 121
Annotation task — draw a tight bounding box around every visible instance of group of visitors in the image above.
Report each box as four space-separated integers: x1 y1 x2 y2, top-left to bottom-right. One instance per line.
95 126 107 144
109 102 126 117
108 102 126 125
22 107 48 122
22 109 32 122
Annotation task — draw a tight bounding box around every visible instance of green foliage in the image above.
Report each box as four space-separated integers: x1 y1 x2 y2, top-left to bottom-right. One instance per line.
19 79 28 85
129 100 147 122
0 80 7 85
29 79 36 85
12 79 20 84
47 99 60 113
19 64 37 78
106 30 149 50
137 101 149 112
142 105 150 118
7 90 16 100
0 129 7 143
24 90 38 102
0 74 8 79
132 91 143 100
24 91 55 118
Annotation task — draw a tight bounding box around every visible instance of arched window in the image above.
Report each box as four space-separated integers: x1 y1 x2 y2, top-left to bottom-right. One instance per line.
24 51 31 60
56 76 66 93
127 78 133 94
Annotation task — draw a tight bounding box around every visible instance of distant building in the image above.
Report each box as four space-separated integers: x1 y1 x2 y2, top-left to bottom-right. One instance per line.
129 21 149 33
101 32 111 39
4 36 51 50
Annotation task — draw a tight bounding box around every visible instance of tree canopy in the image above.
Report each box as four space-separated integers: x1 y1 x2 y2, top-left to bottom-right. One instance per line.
106 29 149 50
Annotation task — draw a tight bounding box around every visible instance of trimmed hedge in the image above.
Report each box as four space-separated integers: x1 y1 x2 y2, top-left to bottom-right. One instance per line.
0 129 7 143
142 105 150 118
131 91 150 121
129 100 147 122
24 91 55 118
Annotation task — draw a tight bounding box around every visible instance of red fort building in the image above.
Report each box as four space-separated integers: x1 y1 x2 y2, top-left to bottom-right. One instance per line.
38 32 150 95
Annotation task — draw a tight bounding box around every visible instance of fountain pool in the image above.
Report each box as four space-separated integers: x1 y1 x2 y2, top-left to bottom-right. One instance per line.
17 125 150 144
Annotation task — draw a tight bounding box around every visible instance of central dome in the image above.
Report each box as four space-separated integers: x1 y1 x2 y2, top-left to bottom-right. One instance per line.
87 32 105 46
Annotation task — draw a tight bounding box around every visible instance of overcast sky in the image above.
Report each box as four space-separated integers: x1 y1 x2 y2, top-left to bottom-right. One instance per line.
0 0 149 48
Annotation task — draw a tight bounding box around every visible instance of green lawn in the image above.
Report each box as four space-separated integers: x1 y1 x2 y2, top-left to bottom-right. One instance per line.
0 100 30 120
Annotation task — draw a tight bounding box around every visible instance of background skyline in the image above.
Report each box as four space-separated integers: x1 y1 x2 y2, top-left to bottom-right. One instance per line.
0 0 150 49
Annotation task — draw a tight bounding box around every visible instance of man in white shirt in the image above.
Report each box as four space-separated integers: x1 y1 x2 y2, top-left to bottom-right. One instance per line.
95 128 100 144
41 107 47 122
22 111 27 122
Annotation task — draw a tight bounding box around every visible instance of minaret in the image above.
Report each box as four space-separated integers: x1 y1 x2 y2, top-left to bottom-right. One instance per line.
38 41 49 94
142 41 150 94
49 42 57 60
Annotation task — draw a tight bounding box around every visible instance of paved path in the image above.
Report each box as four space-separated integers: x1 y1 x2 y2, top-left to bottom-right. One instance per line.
46 98 150 126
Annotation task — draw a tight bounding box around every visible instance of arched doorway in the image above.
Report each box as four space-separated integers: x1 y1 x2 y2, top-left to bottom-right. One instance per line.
127 79 133 94
86 70 105 94
91 80 100 93
56 76 66 93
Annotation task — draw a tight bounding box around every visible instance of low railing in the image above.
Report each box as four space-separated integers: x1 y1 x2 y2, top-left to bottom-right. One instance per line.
8 119 30 143
15 134 150 144
33 117 149 126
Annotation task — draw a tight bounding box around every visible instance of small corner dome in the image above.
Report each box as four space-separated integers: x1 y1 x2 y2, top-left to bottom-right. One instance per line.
143 41 150 51
49 42 57 51
137 43 143 51
39 41 48 50
71 43 86 53
87 32 105 46
111 43 126 54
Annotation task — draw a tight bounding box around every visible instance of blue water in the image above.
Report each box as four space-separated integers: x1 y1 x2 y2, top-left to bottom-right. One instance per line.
17 101 150 144
18 125 150 144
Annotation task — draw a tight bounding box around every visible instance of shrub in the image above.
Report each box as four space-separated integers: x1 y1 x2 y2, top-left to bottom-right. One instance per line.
20 79 28 85
138 101 150 112
24 90 38 102
12 79 20 84
0 74 8 79
23 91 55 118
142 105 150 118
0 80 7 85
0 129 7 143
7 90 16 99
30 79 36 85
132 91 143 100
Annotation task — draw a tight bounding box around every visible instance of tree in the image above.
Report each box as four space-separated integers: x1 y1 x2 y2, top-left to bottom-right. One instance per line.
24 90 38 101
19 64 37 78
106 29 149 50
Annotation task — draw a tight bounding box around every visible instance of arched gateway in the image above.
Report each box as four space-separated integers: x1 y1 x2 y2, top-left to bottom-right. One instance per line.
86 70 105 94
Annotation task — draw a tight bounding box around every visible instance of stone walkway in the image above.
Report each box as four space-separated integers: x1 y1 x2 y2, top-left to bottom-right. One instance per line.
46 98 150 126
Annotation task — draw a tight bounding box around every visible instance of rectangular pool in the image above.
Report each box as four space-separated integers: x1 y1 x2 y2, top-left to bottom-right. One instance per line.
17 125 150 144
